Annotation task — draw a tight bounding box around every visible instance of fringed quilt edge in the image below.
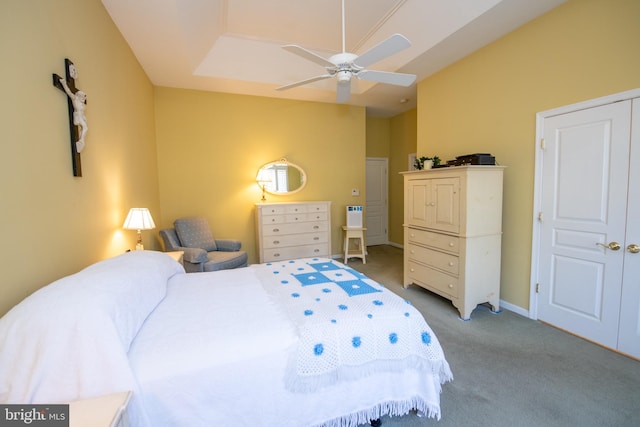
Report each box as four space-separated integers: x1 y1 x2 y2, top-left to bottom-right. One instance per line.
313 396 443 427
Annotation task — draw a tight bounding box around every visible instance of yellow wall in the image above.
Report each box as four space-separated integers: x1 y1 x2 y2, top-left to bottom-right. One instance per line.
0 0 160 315
366 118 391 158
389 109 417 245
154 87 366 264
417 0 640 309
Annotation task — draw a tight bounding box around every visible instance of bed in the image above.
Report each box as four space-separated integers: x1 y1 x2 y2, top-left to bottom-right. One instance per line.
0 251 452 426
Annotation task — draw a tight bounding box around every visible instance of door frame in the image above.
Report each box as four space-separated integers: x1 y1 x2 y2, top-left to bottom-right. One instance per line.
530 88 640 320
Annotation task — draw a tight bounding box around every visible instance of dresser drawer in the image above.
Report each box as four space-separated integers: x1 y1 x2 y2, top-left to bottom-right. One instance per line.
407 228 459 254
407 260 459 298
284 211 328 223
260 205 288 215
263 232 328 249
406 244 459 275
262 211 328 225
262 221 328 236
264 244 328 261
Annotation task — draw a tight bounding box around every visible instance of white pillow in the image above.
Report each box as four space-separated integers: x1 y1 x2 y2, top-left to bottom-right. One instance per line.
0 250 185 404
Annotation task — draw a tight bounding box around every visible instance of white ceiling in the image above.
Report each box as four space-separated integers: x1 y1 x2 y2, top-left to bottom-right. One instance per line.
101 0 565 117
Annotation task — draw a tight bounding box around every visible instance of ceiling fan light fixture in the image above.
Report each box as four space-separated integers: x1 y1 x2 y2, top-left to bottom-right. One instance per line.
337 70 351 82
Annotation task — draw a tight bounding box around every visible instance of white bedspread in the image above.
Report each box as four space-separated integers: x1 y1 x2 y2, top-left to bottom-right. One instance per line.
128 259 452 427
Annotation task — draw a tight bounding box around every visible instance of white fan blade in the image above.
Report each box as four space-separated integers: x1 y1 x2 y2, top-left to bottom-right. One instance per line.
357 69 416 87
353 34 411 68
282 45 336 68
276 74 333 91
336 81 351 103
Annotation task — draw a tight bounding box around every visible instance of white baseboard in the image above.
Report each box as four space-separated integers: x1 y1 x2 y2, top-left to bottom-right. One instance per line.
499 299 529 317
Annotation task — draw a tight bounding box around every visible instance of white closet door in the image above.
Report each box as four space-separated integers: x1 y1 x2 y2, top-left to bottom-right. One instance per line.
618 98 640 358
537 101 631 350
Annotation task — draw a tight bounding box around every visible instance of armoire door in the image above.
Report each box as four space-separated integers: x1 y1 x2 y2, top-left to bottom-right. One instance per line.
535 95 640 359
430 177 460 234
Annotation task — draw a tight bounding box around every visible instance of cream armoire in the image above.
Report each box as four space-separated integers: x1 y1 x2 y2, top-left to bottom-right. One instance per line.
402 166 505 320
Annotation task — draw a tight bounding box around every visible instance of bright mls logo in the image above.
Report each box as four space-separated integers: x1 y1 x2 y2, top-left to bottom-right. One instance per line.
0 405 69 426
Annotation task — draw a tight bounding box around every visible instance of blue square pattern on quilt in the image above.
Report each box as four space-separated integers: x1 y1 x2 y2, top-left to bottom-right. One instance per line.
292 261 381 297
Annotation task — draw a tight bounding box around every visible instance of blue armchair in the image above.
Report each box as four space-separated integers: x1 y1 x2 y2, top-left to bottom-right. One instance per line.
159 217 248 273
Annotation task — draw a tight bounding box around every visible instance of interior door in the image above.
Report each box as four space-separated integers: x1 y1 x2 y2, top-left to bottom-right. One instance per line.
537 101 631 349
365 158 388 246
618 98 640 357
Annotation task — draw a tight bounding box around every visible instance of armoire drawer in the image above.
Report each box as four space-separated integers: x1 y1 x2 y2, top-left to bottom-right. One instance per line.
406 244 459 275
406 260 459 298
407 228 459 254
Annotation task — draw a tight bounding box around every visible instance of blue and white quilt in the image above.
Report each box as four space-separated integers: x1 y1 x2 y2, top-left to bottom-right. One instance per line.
252 258 452 392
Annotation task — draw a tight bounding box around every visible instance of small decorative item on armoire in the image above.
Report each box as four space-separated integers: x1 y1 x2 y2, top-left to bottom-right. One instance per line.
446 153 496 166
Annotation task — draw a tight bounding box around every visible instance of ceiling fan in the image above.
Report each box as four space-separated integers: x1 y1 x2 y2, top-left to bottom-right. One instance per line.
276 0 416 103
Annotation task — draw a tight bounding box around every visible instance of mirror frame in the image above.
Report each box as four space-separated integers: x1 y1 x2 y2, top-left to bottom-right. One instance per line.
256 158 307 195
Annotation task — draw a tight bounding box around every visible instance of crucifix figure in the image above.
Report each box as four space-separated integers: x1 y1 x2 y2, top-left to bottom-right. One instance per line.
53 59 87 176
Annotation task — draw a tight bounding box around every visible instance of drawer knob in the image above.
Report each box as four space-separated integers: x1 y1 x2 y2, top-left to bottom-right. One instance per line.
410 250 415 254
410 234 415 238
272 228 280 232
273 240 280 245
448 284 453 288
274 253 280 257
410 268 415 272
314 249 320 253
313 237 319 241
449 242 454 247
313 225 319 229
448 262 454 266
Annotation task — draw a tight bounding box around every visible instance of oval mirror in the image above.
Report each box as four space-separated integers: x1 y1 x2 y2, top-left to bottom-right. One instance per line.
256 158 307 195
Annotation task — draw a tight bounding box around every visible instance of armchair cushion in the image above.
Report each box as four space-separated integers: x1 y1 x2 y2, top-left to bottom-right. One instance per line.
214 239 242 252
174 217 217 251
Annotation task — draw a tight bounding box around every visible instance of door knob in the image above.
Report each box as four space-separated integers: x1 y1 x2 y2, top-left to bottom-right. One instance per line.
596 241 621 251
628 244 640 254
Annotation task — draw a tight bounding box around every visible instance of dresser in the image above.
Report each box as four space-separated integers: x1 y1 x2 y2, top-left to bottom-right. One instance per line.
401 166 505 320
255 201 332 263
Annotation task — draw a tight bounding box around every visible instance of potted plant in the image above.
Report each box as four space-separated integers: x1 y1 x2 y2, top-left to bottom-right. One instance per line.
414 155 441 170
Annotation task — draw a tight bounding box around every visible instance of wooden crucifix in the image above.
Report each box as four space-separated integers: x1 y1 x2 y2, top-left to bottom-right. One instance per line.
53 59 87 177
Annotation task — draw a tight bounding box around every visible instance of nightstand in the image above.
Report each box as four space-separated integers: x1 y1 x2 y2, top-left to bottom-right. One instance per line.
164 250 184 266
69 391 131 427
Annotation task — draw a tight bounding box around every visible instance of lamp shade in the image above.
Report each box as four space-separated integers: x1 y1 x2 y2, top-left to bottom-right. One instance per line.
256 168 272 183
123 208 155 231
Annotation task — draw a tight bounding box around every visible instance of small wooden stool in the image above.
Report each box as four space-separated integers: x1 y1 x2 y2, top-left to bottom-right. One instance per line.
342 226 367 264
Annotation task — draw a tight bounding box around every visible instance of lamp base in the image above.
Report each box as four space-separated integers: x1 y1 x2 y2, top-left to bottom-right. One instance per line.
135 243 144 251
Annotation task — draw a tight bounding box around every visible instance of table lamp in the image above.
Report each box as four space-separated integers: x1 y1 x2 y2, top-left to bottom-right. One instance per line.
123 208 156 250
256 169 272 201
